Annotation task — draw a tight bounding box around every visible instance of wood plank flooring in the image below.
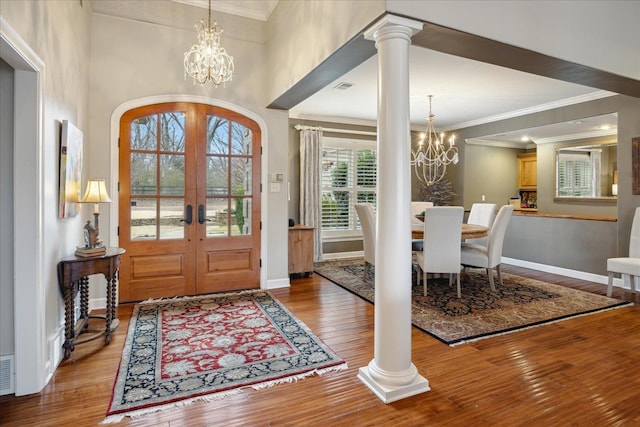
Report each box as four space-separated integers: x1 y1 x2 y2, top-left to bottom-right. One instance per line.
1 265 640 426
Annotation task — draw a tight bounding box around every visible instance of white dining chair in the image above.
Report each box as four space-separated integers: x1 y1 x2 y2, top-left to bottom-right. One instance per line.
415 206 464 297
461 205 514 292
607 207 640 297
411 201 434 232
466 203 496 247
355 203 376 280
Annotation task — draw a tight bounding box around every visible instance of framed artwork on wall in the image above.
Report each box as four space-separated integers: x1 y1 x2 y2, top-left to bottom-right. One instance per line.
58 120 83 218
634 137 640 195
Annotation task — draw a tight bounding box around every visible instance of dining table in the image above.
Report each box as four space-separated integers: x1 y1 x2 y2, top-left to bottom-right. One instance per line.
411 214 488 240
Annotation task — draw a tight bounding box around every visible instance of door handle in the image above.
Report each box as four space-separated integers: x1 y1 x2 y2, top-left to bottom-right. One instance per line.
198 204 211 224
180 204 193 225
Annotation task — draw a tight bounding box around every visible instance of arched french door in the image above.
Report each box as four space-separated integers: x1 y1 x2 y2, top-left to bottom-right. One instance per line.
118 102 261 302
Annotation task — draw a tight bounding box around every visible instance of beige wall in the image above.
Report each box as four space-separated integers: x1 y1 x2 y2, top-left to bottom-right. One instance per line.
266 0 385 105
1 0 93 391
89 11 290 287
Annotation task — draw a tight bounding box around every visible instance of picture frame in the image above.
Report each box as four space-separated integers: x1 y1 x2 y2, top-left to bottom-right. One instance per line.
58 120 83 218
634 137 640 195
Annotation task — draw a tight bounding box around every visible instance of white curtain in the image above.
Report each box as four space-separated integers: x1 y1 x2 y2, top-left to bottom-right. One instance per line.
299 126 323 262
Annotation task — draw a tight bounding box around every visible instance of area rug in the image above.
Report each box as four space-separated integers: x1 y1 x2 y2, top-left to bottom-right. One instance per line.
314 257 632 346
104 290 347 423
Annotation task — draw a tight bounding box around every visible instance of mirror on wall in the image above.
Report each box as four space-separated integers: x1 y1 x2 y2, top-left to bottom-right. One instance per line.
554 141 617 200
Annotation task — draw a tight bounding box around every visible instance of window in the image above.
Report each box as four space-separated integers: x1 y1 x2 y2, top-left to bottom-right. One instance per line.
321 137 376 238
556 148 601 197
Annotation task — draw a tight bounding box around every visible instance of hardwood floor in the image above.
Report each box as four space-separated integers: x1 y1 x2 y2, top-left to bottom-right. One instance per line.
2 265 640 426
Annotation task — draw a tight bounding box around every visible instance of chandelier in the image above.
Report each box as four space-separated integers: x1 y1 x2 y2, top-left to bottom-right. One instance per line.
410 95 459 186
184 0 234 87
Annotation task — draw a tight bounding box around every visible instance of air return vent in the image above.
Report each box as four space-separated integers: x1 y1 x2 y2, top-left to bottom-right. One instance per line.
333 82 354 90
0 355 15 395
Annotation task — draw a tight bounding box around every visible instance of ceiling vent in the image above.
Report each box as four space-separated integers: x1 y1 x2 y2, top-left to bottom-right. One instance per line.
333 82 354 90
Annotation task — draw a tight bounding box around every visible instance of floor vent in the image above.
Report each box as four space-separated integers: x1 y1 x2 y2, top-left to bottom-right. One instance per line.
0 355 15 395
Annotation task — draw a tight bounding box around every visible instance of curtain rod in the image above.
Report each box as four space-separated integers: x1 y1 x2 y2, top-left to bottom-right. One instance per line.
294 124 376 136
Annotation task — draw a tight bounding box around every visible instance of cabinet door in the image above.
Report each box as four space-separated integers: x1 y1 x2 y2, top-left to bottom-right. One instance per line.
288 227 314 275
518 154 537 190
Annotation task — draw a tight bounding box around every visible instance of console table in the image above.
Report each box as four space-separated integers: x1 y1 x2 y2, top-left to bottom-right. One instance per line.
57 247 125 359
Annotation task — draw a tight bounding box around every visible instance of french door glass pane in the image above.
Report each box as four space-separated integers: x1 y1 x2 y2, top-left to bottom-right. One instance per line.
159 198 184 240
159 112 185 152
231 122 252 155
207 156 228 195
130 198 156 240
131 153 157 194
231 157 251 195
130 115 157 150
159 154 185 195
206 197 229 237
231 197 251 236
207 116 229 154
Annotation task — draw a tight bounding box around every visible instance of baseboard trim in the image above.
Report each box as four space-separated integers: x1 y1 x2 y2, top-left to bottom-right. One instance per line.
265 277 290 289
502 257 622 287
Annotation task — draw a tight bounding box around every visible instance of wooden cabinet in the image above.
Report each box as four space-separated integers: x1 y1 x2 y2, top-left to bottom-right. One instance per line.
517 152 537 190
288 225 315 277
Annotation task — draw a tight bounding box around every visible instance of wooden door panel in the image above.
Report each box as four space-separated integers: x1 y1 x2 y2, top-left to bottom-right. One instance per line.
126 276 190 302
119 103 260 302
130 253 184 278
206 249 251 271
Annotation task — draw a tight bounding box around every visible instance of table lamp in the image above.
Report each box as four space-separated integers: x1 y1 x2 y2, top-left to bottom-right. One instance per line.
81 179 112 248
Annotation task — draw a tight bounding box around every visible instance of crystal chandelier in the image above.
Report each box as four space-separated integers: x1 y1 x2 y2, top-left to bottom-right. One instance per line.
184 0 234 87
410 95 459 186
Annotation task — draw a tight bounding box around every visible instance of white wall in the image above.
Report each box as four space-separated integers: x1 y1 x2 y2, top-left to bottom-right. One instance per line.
0 59 14 357
387 0 640 81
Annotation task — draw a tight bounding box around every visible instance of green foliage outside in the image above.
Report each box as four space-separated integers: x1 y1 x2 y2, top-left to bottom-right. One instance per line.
234 188 245 234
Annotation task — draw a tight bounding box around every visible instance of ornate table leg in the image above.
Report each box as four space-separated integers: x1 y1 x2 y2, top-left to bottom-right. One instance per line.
104 271 119 344
80 276 90 331
62 284 76 359
110 270 119 325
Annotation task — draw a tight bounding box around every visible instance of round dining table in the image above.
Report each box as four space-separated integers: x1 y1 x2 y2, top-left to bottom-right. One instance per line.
411 223 488 240
411 214 488 240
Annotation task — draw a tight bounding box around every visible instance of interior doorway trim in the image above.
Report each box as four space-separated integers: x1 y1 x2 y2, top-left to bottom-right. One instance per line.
1 17 47 395
110 95 269 288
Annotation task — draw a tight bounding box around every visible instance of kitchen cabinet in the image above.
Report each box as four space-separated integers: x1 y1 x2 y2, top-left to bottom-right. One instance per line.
517 152 537 190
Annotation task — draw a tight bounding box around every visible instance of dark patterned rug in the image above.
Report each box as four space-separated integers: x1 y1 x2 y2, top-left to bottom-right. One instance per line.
315 257 632 346
104 290 347 423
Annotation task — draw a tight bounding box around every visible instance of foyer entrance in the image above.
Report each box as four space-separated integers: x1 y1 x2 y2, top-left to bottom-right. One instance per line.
118 103 261 302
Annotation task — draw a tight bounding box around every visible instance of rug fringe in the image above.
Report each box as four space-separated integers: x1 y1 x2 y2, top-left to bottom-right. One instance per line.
101 388 245 424
250 362 349 391
450 301 634 346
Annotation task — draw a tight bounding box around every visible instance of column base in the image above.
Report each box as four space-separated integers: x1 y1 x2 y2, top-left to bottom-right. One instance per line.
357 366 430 403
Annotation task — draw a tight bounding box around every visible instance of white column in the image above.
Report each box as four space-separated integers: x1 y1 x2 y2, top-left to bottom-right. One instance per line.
358 15 429 403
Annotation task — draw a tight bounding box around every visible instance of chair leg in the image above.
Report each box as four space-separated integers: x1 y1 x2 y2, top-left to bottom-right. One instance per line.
423 271 428 296
496 264 504 287
487 268 496 292
631 275 637 293
607 271 614 297
456 273 461 298
364 262 370 281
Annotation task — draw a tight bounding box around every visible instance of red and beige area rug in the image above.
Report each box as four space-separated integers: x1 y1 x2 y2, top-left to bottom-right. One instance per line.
315 257 632 346
103 290 347 423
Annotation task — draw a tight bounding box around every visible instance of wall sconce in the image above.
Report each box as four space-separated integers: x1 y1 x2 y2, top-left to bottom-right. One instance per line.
79 179 111 250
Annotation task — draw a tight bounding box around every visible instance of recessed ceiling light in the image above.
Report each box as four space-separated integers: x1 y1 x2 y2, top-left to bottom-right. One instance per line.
521 136 530 142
